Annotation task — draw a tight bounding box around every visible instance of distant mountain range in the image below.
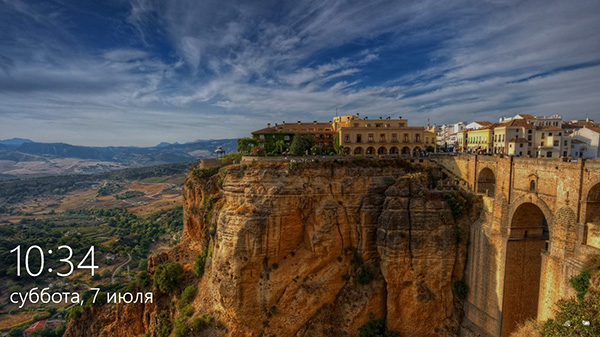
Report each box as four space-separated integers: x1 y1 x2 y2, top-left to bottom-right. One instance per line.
0 138 237 180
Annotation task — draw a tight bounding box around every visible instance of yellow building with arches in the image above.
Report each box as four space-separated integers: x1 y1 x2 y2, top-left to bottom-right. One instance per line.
333 113 436 156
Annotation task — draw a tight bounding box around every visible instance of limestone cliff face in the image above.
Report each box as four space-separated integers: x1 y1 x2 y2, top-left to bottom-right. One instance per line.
65 160 478 337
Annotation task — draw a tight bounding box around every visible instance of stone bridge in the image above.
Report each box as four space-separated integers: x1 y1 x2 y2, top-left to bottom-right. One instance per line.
432 154 600 337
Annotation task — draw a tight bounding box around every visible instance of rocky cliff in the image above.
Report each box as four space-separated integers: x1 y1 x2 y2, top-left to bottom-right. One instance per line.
65 159 479 337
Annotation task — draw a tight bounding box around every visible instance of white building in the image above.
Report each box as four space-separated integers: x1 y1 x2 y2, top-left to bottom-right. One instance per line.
499 113 562 127
465 121 492 130
436 122 465 149
571 126 600 159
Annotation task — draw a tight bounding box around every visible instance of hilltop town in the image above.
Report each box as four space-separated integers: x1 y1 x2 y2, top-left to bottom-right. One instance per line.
245 113 599 160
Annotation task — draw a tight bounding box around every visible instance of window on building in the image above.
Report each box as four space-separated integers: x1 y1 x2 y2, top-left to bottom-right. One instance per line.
549 132 553 136
563 151 567 157
403 134 409 142
541 133 545 139
558 132 562 136
564 140 567 146
354 123 359 128
357 134 362 143
379 134 385 142
528 150 531 155
259 135 265 140
344 135 350 143
520 143 523 148
530 180 536 191
368 134 374 142
528 129 532 134
376 124 382 128
528 135 532 140
553 140 559 146
284 135 290 140
392 133 397 142
547 151 552 157
415 134 421 142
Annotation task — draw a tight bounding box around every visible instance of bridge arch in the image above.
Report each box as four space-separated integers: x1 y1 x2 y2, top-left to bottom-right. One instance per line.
477 167 496 197
585 182 600 223
501 201 550 336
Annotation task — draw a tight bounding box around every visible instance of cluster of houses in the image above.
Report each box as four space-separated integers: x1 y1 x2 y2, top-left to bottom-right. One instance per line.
249 112 599 159
434 114 600 159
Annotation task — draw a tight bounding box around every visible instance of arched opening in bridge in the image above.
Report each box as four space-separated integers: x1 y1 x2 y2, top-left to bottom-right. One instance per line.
585 183 600 224
501 202 549 337
401 146 410 155
354 147 363 155
477 168 496 197
377 147 387 155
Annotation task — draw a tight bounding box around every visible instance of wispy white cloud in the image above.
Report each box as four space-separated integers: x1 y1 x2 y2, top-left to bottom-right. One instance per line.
0 0 599 146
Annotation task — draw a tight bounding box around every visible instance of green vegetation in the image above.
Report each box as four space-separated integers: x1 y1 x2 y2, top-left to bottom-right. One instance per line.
237 137 258 154
0 206 181 284
221 152 242 165
540 291 600 336
289 134 314 156
114 190 145 200
180 285 197 307
153 261 183 294
191 166 221 180
191 314 213 331
97 183 125 197
193 247 209 278
154 310 172 337
358 313 399 337
570 271 591 301
513 254 600 337
0 161 191 205
443 191 467 219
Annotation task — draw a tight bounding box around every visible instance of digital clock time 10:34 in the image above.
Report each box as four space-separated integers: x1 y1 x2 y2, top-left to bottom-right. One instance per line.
10 245 98 277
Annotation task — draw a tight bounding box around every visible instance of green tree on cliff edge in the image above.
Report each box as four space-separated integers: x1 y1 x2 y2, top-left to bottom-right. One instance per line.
289 134 314 156
153 261 183 294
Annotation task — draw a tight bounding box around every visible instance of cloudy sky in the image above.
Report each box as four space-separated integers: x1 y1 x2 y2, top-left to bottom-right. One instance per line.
1 0 599 146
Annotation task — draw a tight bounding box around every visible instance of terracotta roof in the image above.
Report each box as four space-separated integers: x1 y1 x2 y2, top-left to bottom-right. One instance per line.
563 121 599 129
537 126 563 131
508 137 528 143
480 123 501 130
516 114 536 119
24 320 46 333
585 125 600 134
498 119 534 128
252 122 334 134
474 121 492 126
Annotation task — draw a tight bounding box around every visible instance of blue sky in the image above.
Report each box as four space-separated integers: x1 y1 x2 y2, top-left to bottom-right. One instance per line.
0 0 599 146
